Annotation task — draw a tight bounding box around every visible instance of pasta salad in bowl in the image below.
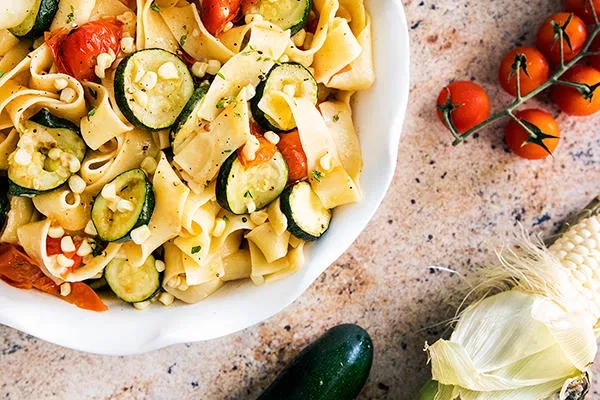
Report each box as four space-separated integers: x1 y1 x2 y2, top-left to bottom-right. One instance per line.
0 0 408 354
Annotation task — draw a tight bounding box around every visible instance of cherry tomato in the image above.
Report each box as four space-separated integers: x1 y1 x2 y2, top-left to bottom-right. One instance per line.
505 109 560 160
498 47 550 96
0 243 106 311
436 81 490 134
45 19 122 82
201 0 241 36
536 13 587 64
277 129 308 183
239 122 278 168
566 0 600 24
46 236 83 270
552 65 600 115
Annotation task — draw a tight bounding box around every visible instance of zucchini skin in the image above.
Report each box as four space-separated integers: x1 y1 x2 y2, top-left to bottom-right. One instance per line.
279 183 331 241
30 108 80 132
251 75 287 133
288 0 312 36
0 177 9 230
170 84 210 142
8 180 43 197
251 62 317 133
258 324 374 400
10 0 59 39
91 170 155 242
114 49 194 131
8 109 84 197
215 151 238 214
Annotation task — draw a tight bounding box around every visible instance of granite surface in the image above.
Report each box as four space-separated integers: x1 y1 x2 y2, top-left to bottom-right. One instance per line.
3 0 600 399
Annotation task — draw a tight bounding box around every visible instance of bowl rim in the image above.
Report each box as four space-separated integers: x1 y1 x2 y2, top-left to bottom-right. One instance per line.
0 0 410 355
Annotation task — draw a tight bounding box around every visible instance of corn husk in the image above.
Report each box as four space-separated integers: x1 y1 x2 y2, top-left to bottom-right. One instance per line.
425 197 600 400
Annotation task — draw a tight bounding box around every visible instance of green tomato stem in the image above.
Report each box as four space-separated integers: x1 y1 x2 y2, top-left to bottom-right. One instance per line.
449 23 600 146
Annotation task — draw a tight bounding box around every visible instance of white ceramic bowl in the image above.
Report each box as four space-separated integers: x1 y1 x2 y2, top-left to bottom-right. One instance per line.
0 0 410 355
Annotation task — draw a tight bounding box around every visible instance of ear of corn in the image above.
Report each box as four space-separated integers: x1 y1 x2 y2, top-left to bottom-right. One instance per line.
425 196 600 400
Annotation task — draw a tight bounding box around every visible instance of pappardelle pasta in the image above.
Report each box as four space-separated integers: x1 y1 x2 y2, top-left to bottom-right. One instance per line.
0 0 374 310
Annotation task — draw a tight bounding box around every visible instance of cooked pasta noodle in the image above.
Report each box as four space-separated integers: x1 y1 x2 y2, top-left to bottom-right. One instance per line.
0 0 373 309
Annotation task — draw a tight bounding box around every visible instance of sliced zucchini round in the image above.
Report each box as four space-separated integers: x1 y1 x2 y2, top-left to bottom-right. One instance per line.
280 181 331 241
9 0 59 39
104 255 160 303
217 151 288 215
245 0 312 35
115 49 195 131
8 109 86 195
170 83 209 151
91 169 155 242
252 63 318 132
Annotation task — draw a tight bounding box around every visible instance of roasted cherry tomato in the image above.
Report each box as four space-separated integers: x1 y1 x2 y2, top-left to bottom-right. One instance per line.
201 0 241 36
45 19 122 82
0 243 106 311
566 0 600 24
277 129 308 184
536 13 587 64
498 47 550 96
239 122 278 168
505 109 560 160
436 81 490 134
552 65 600 115
46 236 84 271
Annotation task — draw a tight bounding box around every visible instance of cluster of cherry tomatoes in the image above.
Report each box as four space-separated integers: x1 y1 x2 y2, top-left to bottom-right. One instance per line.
436 0 600 160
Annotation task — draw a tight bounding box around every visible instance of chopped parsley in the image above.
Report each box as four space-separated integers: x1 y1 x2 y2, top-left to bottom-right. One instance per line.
191 245 202 254
66 5 75 24
87 107 97 119
150 2 161 12
223 149 232 153
332 113 340 122
88 87 98 99
216 98 229 109
0 72 5 78
222 215 229 222
217 71 226 80
244 190 254 199
312 170 324 182
179 34 188 47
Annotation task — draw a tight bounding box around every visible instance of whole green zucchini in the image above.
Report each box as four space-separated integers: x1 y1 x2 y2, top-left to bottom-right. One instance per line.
258 323 373 400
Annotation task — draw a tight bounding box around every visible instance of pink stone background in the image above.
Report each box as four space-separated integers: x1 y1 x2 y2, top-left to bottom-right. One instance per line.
2 0 600 398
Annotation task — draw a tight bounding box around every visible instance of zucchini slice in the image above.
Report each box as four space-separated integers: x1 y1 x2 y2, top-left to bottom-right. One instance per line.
9 0 59 39
280 181 331 241
245 0 312 35
115 49 195 131
91 169 155 242
8 109 86 196
251 63 318 132
170 83 209 151
104 255 160 303
217 151 288 215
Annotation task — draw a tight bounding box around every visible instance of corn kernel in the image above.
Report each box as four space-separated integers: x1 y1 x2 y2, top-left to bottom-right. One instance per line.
48 226 65 239
68 175 86 194
130 225 151 245
61 235 76 252
157 62 179 80
60 282 71 297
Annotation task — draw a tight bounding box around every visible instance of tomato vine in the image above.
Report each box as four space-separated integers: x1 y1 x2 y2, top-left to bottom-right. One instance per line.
439 4 600 149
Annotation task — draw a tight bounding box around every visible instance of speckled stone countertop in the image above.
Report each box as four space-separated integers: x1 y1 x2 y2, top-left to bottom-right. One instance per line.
2 0 600 399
